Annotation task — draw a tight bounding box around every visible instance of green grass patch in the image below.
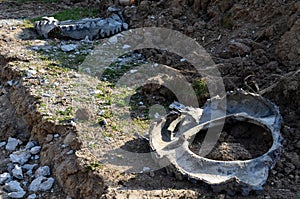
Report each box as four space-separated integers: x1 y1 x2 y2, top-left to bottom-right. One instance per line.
85 162 103 171
192 78 209 98
52 7 100 21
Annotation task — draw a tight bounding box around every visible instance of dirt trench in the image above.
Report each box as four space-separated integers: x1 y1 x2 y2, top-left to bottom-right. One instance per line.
0 54 104 199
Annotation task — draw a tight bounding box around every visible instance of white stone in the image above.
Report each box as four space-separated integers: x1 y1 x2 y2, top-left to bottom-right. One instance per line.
0 172 11 185
9 151 31 165
22 164 37 171
0 141 6 148
8 190 26 199
28 176 54 192
6 137 20 151
30 146 41 155
39 177 55 191
130 69 138 74
70 121 76 126
4 181 26 198
28 176 45 192
25 141 37 150
34 166 50 178
66 150 74 155
26 69 37 78
41 93 51 97
122 44 131 49
142 167 151 173
98 110 105 116
61 44 77 52
7 80 14 86
12 165 23 179
27 194 37 199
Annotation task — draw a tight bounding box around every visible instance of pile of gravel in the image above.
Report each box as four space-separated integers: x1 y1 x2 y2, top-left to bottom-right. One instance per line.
0 137 54 198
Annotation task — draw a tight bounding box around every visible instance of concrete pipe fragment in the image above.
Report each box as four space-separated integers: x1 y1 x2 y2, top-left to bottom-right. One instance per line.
149 89 283 196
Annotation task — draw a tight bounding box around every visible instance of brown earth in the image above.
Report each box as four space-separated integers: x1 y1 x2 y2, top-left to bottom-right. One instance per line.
0 0 299 198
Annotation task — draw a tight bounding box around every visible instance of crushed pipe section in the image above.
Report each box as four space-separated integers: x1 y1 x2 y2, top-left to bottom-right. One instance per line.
149 90 283 195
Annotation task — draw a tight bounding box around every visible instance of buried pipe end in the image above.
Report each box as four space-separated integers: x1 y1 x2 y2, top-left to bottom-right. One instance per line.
149 90 284 196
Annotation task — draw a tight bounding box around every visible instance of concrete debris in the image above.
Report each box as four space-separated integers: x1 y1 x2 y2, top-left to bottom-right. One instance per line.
150 90 283 196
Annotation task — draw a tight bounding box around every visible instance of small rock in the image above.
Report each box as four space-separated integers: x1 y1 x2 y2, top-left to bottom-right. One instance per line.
12 165 23 179
28 176 54 192
61 44 77 52
104 137 113 142
10 151 31 165
35 166 50 178
40 177 55 191
142 167 151 173
54 134 59 138
6 137 20 151
0 172 11 185
22 164 38 171
30 146 41 155
45 134 53 142
4 181 26 198
0 141 6 148
122 44 131 49
123 23 128 30
28 176 44 192
7 80 14 86
63 133 77 147
42 93 51 97
98 110 105 116
70 121 76 126
8 191 27 199
27 194 37 199
66 150 74 155
25 141 37 150
130 69 138 74
26 69 37 78
296 140 300 149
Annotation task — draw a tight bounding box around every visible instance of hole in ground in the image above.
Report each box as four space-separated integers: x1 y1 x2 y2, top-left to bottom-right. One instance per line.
189 120 273 161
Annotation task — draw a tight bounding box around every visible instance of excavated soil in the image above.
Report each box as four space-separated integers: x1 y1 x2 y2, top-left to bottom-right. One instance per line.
0 0 300 198
189 121 273 161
